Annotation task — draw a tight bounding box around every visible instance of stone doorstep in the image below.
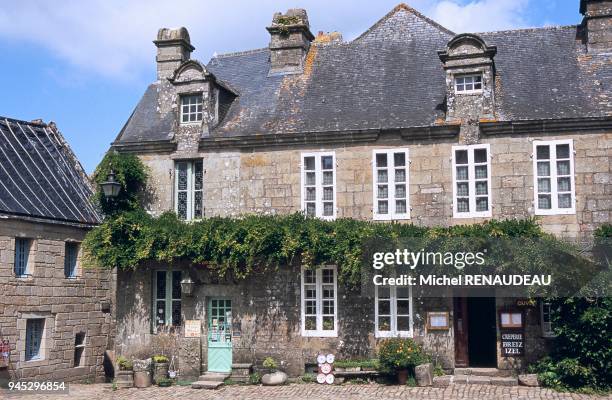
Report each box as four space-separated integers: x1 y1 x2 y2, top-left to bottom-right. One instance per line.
191 381 224 390
445 374 518 386
453 368 513 377
197 372 231 382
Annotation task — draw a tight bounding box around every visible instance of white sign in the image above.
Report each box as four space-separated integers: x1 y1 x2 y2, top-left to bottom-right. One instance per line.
184 320 201 338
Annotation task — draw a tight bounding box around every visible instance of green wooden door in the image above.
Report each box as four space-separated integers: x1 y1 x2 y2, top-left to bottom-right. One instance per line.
207 299 232 373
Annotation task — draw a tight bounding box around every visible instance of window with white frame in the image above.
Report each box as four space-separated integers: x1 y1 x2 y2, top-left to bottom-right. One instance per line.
301 266 337 337
533 140 575 215
302 152 336 220
373 149 409 220
540 301 555 337
153 270 182 331
375 285 413 338
64 242 79 279
14 238 32 278
455 74 483 93
25 318 45 361
180 94 203 124
452 144 491 218
175 160 203 220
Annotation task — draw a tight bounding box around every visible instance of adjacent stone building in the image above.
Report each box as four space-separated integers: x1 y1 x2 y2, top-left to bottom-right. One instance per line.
111 1 611 379
0 118 113 384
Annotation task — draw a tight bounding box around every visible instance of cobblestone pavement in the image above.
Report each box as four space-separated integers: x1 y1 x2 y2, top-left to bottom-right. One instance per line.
3 383 611 400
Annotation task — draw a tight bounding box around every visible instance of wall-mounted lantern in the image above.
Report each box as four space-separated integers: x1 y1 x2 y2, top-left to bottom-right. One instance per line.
100 170 121 198
181 276 195 296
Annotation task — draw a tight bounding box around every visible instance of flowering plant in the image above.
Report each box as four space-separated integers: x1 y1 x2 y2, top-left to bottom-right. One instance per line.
378 338 427 373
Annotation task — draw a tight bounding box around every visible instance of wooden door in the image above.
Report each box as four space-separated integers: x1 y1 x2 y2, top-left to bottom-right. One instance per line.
207 299 233 373
454 297 469 368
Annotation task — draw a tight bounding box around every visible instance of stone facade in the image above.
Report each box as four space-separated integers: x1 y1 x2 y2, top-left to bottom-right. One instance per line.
0 218 113 383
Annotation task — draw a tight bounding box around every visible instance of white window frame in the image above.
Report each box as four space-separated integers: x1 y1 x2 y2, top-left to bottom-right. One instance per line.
14 237 32 278
180 94 203 124
372 149 410 220
152 269 182 332
455 74 483 94
452 144 492 218
174 160 203 221
301 266 338 337
25 318 45 362
375 285 414 338
301 152 337 220
64 242 80 279
532 139 575 215
540 301 555 338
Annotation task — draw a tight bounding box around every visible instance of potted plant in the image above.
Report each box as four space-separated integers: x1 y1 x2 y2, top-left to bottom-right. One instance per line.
132 358 152 388
115 356 134 388
156 377 173 387
261 357 287 386
378 338 424 385
152 355 169 383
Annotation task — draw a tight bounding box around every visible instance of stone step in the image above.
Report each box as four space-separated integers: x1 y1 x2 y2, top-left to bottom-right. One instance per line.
453 375 518 386
454 368 513 377
191 381 224 390
197 372 231 382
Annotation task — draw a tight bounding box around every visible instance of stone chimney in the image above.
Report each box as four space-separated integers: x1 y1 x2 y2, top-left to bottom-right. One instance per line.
580 0 612 51
154 27 195 80
266 9 314 75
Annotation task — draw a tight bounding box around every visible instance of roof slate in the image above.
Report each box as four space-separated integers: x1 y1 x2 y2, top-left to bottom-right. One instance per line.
115 5 611 144
0 118 101 225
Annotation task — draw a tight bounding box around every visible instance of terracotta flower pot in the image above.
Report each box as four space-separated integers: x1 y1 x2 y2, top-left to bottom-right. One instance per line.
397 369 409 385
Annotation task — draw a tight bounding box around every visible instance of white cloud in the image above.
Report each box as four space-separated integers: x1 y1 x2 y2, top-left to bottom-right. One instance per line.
0 0 531 80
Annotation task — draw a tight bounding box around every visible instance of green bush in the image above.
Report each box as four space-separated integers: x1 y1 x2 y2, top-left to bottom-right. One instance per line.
116 355 132 371
248 372 261 385
334 359 379 370
299 373 316 383
152 355 169 363
262 357 278 371
378 338 427 374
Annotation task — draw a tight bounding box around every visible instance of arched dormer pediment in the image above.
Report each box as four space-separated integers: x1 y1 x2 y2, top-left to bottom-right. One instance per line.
169 60 211 83
438 33 497 63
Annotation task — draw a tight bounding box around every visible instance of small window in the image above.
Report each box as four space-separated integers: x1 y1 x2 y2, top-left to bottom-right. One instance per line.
14 238 32 278
175 160 203 220
25 319 45 361
180 94 203 124
452 144 491 218
373 149 410 220
541 301 555 337
74 332 86 367
375 285 413 337
500 312 523 328
533 140 575 215
153 270 182 331
301 266 337 337
301 152 336 220
455 74 483 93
64 242 79 279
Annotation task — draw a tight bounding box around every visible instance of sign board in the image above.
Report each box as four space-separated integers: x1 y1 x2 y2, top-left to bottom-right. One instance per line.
515 298 537 307
427 312 450 330
184 320 201 338
500 331 524 356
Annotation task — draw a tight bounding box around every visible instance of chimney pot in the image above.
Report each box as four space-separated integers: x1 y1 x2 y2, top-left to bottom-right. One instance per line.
154 27 195 80
267 9 314 75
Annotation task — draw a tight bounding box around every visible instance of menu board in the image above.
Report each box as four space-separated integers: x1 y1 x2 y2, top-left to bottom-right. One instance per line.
184 320 201 338
501 331 524 356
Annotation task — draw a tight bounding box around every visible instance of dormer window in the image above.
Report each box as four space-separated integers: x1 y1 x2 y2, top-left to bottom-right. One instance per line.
180 94 203 124
455 74 482 94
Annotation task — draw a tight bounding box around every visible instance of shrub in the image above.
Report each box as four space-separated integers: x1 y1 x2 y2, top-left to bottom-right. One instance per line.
299 373 316 383
116 356 133 371
262 357 278 371
378 338 427 374
152 355 169 363
248 372 261 385
334 359 379 370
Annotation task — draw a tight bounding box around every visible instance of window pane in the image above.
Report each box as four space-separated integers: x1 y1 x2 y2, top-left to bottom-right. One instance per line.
322 316 334 330
475 181 488 195
476 197 488 212
65 243 78 278
177 163 189 191
304 270 315 284
322 285 334 299
172 300 181 326
306 172 316 186
457 182 469 197
377 170 388 183
456 166 468 181
321 156 333 170
378 300 391 315
378 317 391 331
378 286 390 299
194 191 203 219
556 144 570 159
306 187 316 201
457 198 469 213
558 194 571 208
538 194 552 209
177 192 188 220
395 184 406 198
323 202 334 216
305 300 316 315
396 287 410 298
156 300 166 327
557 177 571 192
194 161 203 190
395 200 407 214
475 165 488 179
322 269 334 284
474 149 487 163
395 169 406 183
156 271 166 299
536 145 550 160
322 300 334 314
393 152 405 167
397 300 410 315
305 287 316 299
538 178 551 193
323 171 333 185
25 319 44 361
323 187 333 201
455 150 468 164
172 271 182 299
304 157 315 171
306 203 316 216
397 316 411 331
378 200 388 214
305 316 316 330
537 162 550 177
375 153 387 167
377 185 388 199
557 161 570 175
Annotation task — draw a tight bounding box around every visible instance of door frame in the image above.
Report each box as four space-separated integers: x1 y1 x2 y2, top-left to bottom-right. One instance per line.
453 296 469 368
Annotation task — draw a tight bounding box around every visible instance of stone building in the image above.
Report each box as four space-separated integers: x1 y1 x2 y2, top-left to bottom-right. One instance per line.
0 118 113 384
110 1 611 379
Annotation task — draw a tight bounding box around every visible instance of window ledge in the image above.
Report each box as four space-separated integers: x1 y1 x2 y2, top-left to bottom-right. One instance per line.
375 331 414 339
301 330 338 338
373 215 411 221
534 209 576 216
453 211 492 219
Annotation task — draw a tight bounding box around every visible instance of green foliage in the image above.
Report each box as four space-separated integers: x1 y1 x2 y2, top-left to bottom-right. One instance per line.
594 224 612 238
405 376 417 387
433 364 445 377
152 355 169 363
249 372 262 385
530 297 612 391
92 152 148 216
334 359 379 370
116 355 132 371
299 373 316 383
262 357 278 371
156 377 173 387
378 338 427 373
347 377 368 384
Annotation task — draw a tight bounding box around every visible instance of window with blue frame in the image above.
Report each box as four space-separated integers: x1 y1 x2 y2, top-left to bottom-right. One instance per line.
25 318 45 361
64 242 79 279
14 238 31 277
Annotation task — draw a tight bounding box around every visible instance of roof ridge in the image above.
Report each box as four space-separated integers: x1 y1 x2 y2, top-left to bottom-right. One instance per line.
476 24 578 36
212 47 268 59
0 116 48 127
353 3 454 42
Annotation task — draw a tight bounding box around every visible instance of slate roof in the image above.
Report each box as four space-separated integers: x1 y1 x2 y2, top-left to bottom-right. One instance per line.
0 117 101 225
114 4 611 144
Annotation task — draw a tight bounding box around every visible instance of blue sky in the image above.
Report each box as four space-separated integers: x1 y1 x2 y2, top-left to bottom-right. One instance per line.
0 0 582 173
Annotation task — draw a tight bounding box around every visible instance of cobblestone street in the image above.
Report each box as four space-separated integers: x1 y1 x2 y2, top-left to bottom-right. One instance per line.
3 383 611 400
